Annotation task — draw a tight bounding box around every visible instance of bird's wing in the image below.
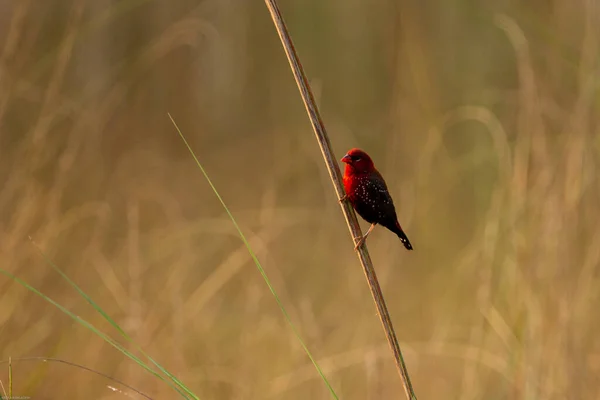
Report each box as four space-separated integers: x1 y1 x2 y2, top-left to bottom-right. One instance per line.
366 171 398 220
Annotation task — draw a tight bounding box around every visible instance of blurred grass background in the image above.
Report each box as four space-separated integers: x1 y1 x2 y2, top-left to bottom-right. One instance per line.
1 0 599 398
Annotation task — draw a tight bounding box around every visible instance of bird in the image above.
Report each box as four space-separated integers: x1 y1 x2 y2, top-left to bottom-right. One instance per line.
340 148 413 251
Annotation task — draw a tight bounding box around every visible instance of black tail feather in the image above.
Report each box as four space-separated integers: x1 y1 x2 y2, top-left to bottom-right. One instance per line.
386 220 413 250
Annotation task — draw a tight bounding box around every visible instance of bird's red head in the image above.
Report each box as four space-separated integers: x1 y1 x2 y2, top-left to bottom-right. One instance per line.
341 148 375 174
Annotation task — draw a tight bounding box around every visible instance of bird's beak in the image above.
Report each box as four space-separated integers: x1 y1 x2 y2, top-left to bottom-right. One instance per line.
341 154 352 164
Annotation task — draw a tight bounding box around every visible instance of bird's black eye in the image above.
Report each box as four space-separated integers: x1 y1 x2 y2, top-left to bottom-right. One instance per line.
353 156 361 162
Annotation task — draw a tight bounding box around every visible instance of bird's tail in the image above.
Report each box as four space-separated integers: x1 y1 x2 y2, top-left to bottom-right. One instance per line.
394 221 413 250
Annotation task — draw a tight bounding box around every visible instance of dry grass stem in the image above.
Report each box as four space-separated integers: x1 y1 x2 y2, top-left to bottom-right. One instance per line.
263 0 418 398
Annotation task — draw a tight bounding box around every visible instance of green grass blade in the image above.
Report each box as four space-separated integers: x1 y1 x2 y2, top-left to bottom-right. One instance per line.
26 240 199 400
29 238 127 337
0 268 192 400
168 113 339 399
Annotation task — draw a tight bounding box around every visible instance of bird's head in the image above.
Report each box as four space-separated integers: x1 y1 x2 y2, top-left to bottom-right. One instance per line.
341 148 375 173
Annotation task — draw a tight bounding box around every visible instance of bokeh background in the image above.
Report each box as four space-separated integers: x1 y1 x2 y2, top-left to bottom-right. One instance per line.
1 0 599 399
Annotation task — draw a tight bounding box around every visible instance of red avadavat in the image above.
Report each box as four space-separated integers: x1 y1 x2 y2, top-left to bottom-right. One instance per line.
341 148 413 251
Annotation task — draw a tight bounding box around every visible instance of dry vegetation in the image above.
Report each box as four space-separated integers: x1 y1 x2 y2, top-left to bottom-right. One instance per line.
0 0 599 399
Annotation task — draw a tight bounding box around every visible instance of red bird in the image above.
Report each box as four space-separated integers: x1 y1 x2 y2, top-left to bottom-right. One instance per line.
340 148 413 251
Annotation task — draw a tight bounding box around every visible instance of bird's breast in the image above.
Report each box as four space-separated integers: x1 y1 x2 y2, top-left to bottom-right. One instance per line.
344 175 369 201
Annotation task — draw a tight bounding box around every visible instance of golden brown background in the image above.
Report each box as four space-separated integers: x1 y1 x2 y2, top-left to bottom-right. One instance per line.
1 0 599 399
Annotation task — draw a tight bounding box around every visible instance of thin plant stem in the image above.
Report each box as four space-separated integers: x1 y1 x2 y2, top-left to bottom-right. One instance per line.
168 114 339 399
0 357 153 400
262 1 418 399
8 357 11 399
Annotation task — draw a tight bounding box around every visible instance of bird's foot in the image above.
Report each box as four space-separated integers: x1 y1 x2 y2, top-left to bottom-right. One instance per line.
353 235 367 251
338 194 348 203
353 223 375 250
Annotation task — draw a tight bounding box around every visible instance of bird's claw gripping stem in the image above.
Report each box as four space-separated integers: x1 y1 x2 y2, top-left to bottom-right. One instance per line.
339 194 348 203
354 235 368 251
353 224 375 251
